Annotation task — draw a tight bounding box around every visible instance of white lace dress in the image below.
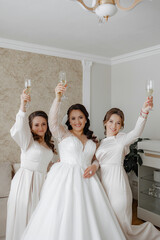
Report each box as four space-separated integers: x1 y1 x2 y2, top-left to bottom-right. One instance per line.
96 116 160 240
6 110 54 240
21 99 126 240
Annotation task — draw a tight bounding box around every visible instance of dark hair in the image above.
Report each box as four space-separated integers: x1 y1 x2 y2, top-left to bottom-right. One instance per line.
29 111 56 154
103 108 124 135
65 104 98 143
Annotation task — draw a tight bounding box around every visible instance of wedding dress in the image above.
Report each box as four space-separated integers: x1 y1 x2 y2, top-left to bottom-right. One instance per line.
96 116 160 240
21 99 126 240
6 110 53 240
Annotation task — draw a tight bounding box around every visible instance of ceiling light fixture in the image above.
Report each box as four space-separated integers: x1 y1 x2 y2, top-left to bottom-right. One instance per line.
72 0 143 22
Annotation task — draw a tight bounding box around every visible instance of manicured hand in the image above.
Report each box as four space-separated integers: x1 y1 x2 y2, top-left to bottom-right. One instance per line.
83 164 97 178
55 83 66 99
21 89 31 103
142 96 153 112
20 89 31 111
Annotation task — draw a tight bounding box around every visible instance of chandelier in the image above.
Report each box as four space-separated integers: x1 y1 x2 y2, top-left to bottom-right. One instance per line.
72 0 143 21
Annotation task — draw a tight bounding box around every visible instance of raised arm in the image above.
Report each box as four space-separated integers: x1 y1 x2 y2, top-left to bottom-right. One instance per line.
49 83 67 141
122 97 153 146
10 89 32 150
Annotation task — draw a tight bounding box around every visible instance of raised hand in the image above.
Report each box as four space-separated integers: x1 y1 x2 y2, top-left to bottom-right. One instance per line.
55 83 67 101
20 89 31 112
142 96 153 112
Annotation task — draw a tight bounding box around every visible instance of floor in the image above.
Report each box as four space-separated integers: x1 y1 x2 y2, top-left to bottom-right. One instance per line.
132 199 145 225
132 200 160 231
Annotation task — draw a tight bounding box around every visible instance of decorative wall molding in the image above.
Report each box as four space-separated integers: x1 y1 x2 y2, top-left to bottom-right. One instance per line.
111 45 160 65
0 37 111 65
0 37 159 67
82 60 92 116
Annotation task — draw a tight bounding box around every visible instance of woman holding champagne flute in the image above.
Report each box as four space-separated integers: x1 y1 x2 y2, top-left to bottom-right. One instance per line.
21 83 126 240
6 87 56 240
96 96 160 239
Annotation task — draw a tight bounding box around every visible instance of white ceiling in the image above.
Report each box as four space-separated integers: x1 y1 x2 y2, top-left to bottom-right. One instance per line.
0 0 160 58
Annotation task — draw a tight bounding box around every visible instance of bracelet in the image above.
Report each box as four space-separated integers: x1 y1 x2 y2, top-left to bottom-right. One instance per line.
140 112 147 119
141 109 149 115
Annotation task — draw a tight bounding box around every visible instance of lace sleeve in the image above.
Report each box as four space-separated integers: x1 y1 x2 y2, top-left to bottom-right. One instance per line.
10 110 32 151
49 98 68 142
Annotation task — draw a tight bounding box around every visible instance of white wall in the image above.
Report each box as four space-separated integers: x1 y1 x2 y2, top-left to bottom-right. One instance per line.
90 63 111 140
111 53 160 139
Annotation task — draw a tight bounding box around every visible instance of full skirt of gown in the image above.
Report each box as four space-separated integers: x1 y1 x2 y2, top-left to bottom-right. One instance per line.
6 168 46 240
21 136 126 240
100 165 160 240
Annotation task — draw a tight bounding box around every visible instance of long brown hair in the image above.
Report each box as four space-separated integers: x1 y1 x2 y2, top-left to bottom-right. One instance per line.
103 108 124 135
65 104 98 143
29 111 56 154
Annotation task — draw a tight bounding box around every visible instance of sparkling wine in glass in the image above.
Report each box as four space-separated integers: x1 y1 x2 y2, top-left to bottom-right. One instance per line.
59 71 67 100
146 80 154 110
146 80 153 97
24 79 31 108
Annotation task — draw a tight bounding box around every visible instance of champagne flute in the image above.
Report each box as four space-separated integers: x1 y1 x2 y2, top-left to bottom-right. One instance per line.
59 71 67 100
146 80 154 110
24 79 31 108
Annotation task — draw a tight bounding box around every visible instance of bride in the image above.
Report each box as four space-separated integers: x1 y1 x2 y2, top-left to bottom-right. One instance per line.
21 83 126 240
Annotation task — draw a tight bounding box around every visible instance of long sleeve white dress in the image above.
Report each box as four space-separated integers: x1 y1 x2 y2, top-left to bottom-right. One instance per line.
6 110 54 240
21 99 126 240
96 116 160 240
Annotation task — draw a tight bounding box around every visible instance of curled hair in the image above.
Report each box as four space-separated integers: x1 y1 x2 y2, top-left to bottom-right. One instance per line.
65 104 98 143
29 111 56 154
103 108 124 135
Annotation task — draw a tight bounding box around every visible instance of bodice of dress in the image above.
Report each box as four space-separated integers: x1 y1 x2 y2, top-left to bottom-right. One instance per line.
58 136 96 169
10 110 53 173
20 141 53 173
49 98 98 169
96 136 126 167
96 116 146 167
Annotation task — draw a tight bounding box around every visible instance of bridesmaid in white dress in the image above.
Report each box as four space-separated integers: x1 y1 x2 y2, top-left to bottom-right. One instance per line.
96 97 160 240
6 89 55 240
21 83 126 240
